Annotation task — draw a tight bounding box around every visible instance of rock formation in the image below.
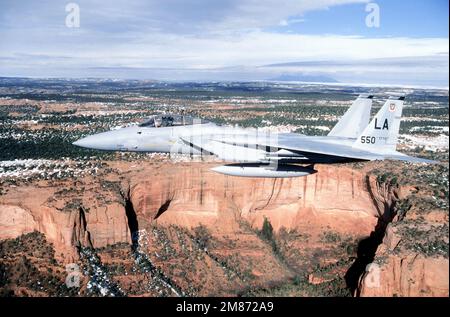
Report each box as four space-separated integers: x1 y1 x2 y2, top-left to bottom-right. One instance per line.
1 161 448 296
357 210 449 297
127 163 380 235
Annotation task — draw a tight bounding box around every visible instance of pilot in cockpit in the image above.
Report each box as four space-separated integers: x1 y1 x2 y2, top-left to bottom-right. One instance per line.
139 114 208 128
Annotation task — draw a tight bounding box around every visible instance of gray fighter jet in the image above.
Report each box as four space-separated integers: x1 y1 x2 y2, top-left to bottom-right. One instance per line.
73 95 436 178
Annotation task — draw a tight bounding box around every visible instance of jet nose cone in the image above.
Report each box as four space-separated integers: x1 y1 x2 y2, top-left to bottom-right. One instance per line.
72 134 110 150
72 136 96 149
72 128 136 151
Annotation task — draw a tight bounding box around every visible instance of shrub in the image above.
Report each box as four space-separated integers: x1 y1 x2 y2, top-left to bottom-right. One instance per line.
260 217 274 242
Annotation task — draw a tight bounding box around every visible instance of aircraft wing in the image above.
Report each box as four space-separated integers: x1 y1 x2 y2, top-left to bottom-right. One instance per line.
181 136 267 163
263 133 381 160
182 133 383 161
181 133 437 164
266 133 438 164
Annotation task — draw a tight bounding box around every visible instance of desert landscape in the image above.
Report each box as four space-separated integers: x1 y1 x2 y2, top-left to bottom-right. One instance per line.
0 78 448 297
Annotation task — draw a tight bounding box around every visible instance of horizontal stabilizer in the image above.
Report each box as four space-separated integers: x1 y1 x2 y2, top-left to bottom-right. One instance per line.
383 153 438 164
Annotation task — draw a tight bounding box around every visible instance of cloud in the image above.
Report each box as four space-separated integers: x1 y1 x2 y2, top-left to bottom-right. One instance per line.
0 0 448 87
0 0 369 61
0 0 366 34
279 18 306 27
2 32 448 69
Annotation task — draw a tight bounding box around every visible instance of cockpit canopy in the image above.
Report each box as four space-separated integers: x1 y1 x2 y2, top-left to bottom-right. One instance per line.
138 114 210 128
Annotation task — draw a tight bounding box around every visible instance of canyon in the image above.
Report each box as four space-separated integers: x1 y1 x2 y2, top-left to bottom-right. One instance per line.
0 161 448 296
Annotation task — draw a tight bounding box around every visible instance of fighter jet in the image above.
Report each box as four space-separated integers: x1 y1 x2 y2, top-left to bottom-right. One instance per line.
73 95 436 178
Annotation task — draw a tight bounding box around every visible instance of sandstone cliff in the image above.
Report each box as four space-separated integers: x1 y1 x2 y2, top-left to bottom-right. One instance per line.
1 161 447 296
357 223 448 297
0 182 131 262
0 162 383 259
356 174 449 297
126 163 380 235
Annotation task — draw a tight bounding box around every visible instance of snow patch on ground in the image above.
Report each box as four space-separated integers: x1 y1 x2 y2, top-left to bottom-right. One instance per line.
259 124 298 133
399 134 449 152
0 159 101 179
409 126 449 133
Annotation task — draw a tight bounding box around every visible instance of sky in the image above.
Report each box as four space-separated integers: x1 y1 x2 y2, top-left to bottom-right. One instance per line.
0 0 448 87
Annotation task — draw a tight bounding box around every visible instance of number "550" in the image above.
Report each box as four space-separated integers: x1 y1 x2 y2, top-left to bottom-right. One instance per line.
361 136 376 144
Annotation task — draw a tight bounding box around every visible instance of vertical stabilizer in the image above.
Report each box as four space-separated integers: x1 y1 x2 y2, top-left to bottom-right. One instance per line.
328 94 373 138
353 96 404 153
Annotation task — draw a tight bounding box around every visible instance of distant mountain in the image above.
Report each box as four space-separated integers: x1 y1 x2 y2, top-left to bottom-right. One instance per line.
268 73 339 83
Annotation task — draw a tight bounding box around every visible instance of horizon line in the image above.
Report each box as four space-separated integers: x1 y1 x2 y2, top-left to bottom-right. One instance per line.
0 75 448 91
